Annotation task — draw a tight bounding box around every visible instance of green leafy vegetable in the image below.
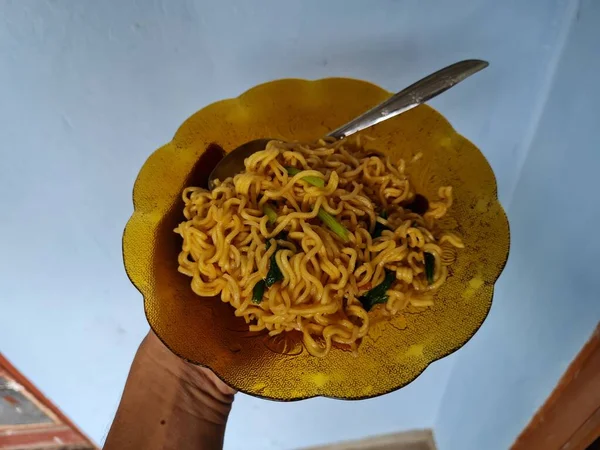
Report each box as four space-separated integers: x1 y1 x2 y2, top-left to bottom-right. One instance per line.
424 252 435 285
265 241 283 287
262 203 277 224
359 269 396 311
285 166 301 176
285 166 325 188
252 279 266 303
285 167 346 241
317 208 349 242
371 211 389 239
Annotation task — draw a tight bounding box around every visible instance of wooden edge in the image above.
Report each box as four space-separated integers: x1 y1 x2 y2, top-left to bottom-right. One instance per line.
0 427 90 449
302 429 436 450
564 405 600 450
0 352 98 448
511 322 600 450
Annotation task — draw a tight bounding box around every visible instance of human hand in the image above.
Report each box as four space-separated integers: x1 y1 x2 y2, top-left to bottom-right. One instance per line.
140 331 236 423
104 331 235 450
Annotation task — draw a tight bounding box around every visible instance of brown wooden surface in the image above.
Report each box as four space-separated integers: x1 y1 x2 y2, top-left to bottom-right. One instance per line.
0 425 86 449
303 429 436 450
0 352 97 449
511 323 600 450
563 405 600 450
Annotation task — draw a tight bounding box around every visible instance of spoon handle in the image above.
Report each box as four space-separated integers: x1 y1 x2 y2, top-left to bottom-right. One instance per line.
327 59 489 140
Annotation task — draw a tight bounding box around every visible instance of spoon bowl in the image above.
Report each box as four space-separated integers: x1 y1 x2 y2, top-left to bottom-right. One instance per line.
207 138 273 189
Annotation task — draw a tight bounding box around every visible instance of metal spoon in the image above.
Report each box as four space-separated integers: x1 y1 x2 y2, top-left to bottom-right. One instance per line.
208 59 488 189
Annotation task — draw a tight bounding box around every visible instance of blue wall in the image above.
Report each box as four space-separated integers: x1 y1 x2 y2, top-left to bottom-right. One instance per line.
435 1 600 448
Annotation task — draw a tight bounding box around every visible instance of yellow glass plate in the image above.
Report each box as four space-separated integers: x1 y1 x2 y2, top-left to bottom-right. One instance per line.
123 78 510 400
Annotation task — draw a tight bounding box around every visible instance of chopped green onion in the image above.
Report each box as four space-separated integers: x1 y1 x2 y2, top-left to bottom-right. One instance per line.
252 280 266 303
262 203 277 224
424 252 435 285
371 211 389 239
359 269 396 311
285 166 325 188
265 242 283 287
317 208 349 242
276 230 288 241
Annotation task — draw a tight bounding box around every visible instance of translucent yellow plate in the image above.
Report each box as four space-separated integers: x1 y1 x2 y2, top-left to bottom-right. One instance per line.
123 78 510 400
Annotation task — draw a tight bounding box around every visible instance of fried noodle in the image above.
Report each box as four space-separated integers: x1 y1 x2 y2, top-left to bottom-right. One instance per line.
175 137 463 357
